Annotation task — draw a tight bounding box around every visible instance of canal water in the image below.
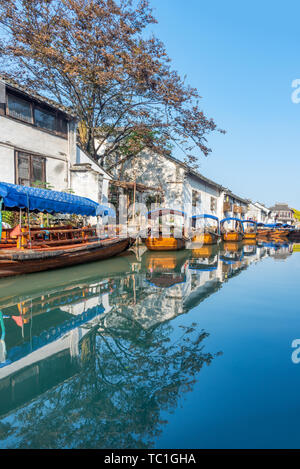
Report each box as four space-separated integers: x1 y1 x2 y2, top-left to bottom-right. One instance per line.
0 240 299 449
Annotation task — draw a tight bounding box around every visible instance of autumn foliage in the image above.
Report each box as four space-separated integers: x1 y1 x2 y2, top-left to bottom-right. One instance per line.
0 0 223 167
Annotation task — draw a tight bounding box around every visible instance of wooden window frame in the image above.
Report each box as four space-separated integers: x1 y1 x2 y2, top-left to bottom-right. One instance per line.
6 92 34 125
15 150 46 187
5 90 68 138
210 196 217 212
192 190 201 207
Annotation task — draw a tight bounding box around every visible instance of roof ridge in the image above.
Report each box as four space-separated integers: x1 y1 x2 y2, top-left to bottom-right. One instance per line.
0 74 77 118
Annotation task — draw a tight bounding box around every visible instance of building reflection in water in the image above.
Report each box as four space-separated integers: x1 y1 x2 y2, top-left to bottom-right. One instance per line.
0 240 291 448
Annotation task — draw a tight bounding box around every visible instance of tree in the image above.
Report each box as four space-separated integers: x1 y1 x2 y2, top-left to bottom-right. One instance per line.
0 316 219 448
0 0 224 168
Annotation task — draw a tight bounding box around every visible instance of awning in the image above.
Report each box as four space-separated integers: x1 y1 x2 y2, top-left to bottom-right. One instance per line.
0 182 114 217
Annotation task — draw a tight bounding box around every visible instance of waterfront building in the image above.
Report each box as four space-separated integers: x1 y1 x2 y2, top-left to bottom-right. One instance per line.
0 76 111 205
247 201 270 223
105 149 225 220
268 203 295 224
221 189 250 220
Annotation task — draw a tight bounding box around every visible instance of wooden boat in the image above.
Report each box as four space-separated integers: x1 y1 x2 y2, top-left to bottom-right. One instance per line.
0 237 131 278
257 226 271 237
142 250 189 288
220 217 244 242
143 209 188 251
191 214 220 245
220 242 244 265
241 220 257 240
269 228 290 239
257 223 290 239
242 238 257 246
145 237 185 251
0 181 130 278
192 245 214 258
189 245 218 271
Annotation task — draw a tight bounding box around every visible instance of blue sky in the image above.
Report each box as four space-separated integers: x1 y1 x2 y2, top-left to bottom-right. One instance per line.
149 0 300 208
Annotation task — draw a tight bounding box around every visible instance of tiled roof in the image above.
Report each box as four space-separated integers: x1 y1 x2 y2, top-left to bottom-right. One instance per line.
223 189 250 205
0 74 77 118
163 154 249 203
162 153 225 191
269 203 292 211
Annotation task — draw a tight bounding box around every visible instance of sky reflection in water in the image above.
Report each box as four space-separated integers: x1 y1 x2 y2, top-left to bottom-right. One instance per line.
0 239 298 449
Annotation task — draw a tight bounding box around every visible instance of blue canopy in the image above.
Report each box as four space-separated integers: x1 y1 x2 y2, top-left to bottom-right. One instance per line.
0 182 114 217
220 217 243 224
191 214 219 222
220 217 244 232
241 219 257 225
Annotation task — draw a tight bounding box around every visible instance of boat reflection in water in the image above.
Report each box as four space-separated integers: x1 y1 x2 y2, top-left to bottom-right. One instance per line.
0 240 292 448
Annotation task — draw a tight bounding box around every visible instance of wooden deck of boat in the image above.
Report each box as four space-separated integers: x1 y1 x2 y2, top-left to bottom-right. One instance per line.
0 237 131 278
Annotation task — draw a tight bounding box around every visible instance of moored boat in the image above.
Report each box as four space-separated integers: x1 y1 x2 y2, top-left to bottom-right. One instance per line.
141 250 189 288
190 214 220 245
257 223 291 239
220 217 244 242
143 209 188 251
189 244 218 271
0 182 130 278
241 220 257 240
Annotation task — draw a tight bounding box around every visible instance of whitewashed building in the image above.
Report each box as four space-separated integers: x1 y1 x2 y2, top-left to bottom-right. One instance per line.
247 201 270 223
106 149 226 220
0 76 111 204
268 203 295 224
221 189 250 220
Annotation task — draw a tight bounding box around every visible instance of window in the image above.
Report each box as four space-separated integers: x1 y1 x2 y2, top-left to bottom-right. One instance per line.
7 93 32 123
192 190 201 207
5 91 68 137
34 106 56 132
210 196 217 211
16 152 46 187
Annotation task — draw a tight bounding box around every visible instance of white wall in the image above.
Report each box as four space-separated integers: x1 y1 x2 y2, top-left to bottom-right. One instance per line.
0 116 110 205
183 174 221 219
46 158 68 192
0 114 71 191
114 150 185 208
70 168 101 202
75 146 111 203
0 115 70 159
0 143 15 182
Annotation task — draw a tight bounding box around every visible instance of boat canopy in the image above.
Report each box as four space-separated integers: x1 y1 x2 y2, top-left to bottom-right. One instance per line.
0 182 115 217
220 217 243 224
191 214 219 222
147 208 186 219
260 223 278 228
220 217 244 232
241 220 257 225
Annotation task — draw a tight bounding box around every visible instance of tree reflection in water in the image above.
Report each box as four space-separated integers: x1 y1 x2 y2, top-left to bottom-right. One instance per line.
0 310 221 449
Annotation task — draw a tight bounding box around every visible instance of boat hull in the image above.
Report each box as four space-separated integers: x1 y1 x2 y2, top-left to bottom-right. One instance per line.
0 238 131 278
144 237 186 251
242 238 257 246
243 232 256 240
269 229 290 238
192 232 219 245
222 232 243 242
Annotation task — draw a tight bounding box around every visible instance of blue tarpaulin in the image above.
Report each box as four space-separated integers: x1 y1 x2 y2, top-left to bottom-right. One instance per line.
0 182 115 217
